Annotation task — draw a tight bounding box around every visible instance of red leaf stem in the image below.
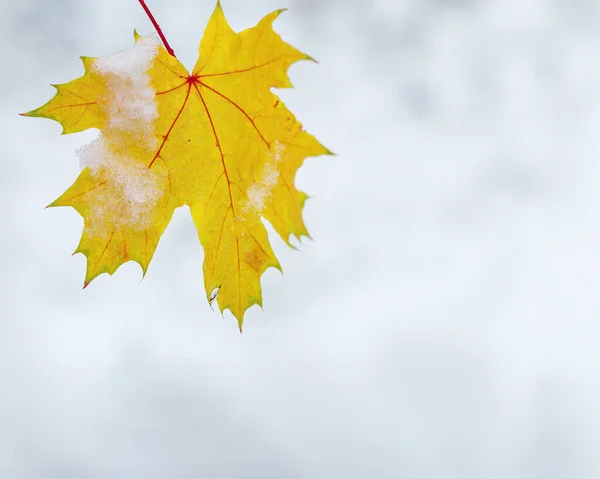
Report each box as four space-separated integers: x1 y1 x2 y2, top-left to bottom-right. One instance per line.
137 0 176 57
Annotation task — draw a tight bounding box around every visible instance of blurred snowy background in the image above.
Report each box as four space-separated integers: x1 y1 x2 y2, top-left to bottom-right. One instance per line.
2 0 600 477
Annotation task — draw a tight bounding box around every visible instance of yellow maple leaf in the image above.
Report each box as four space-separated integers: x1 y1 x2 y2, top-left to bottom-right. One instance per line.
22 1 331 328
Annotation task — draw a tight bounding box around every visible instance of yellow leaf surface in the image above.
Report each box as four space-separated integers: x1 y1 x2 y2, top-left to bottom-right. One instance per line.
22 2 330 328
25 56 108 134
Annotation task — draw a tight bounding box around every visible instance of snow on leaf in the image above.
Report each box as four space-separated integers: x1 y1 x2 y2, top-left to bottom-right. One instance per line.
22 2 331 328
245 140 285 216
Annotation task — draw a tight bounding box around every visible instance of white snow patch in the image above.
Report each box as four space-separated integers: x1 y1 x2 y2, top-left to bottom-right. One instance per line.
78 138 161 232
77 34 162 231
245 141 285 215
92 33 160 148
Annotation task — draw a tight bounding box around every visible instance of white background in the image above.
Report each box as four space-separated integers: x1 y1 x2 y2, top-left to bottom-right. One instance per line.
1 0 600 477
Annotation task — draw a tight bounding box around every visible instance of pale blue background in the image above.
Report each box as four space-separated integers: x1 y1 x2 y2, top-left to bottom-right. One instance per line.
1 0 600 477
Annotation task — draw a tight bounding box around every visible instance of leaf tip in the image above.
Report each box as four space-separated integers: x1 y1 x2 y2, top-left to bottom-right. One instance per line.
301 232 314 243
285 237 299 251
138 261 149 280
319 142 336 156
46 196 61 208
79 56 90 70
235 312 250 333
20 107 41 118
